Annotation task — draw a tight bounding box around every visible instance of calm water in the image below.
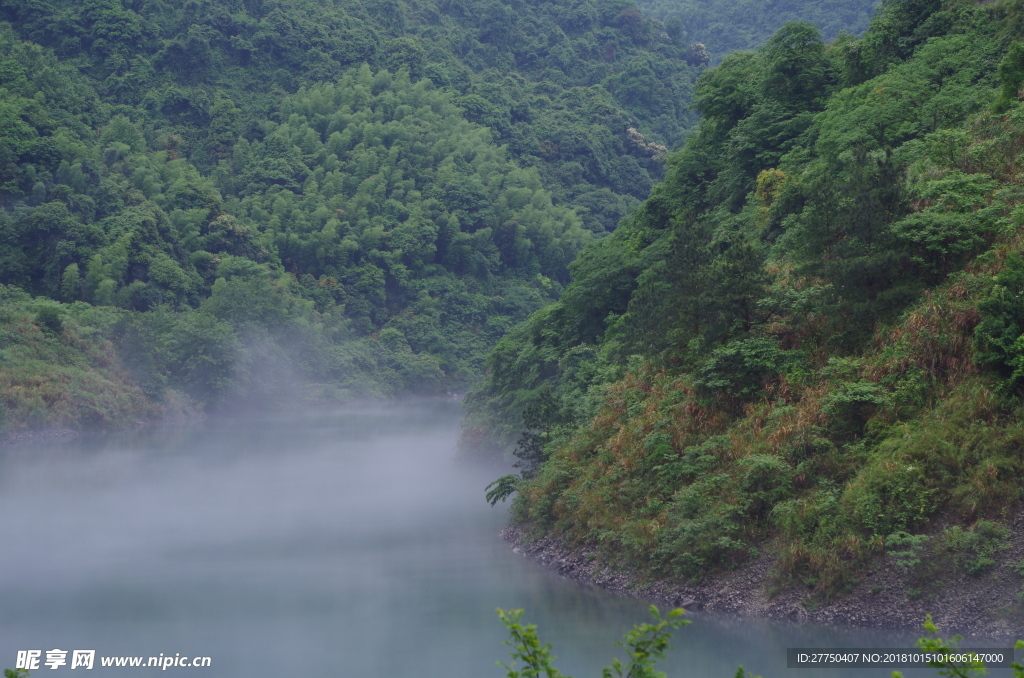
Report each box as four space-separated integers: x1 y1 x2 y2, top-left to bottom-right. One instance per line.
0 401 1013 677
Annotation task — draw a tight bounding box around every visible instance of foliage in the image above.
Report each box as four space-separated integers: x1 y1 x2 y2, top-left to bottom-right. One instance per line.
993 41 1024 114
486 473 522 506
885 531 928 569
693 338 796 402
600 607 689 678
635 0 876 65
0 285 158 435
512 389 575 478
975 253 1024 386
0 0 886 432
473 0 1024 597
486 389 575 504
0 0 878 427
496 605 689 678
494 610 1023 678
891 617 1024 678
942 521 1010 576
0 23 589 412
0 0 716 232
6 616 1024 678
497 608 567 678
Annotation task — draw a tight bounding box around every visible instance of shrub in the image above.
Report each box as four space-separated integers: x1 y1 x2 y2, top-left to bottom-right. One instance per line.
693 338 795 401
976 254 1024 386
822 381 889 438
656 481 750 579
34 304 63 334
738 455 794 518
943 521 1009 576
885 531 929 569
844 461 934 536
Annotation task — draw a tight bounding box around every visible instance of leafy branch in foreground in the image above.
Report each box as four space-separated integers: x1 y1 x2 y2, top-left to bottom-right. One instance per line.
486 390 573 505
496 605 694 678
497 608 566 678
601 606 689 678
892 616 1024 678
486 474 522 507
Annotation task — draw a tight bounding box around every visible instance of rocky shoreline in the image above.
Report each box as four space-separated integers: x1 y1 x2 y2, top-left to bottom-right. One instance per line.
0 425 81 448
502 516 1024 641
0 408 204 450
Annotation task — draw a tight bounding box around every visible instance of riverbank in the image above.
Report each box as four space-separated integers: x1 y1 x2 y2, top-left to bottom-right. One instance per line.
503 517 1024 640
0 393 204 450
0 386 407 450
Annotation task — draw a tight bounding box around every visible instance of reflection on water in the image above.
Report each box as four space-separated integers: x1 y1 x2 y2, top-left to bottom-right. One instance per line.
0 401 1013 677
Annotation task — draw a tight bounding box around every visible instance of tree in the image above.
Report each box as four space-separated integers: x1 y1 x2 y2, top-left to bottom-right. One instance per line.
759 22 834 112
992 41 1024 114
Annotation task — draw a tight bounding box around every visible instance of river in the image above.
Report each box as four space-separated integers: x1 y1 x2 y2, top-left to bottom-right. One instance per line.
0 401 1012 677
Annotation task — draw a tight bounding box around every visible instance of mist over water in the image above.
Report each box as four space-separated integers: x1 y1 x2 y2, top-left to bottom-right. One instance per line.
0 402 1008 677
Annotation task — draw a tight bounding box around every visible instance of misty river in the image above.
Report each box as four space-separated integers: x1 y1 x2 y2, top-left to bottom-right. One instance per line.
0 401 1007 677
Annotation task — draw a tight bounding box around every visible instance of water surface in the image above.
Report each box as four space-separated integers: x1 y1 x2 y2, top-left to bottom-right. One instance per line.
0 402 1012 677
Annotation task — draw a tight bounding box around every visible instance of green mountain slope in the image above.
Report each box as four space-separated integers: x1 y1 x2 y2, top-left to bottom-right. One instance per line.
0 0 878 231
0 26 586 435
0 0 879 436
636 0 878 63
471 0 1024 598
0 0 704 231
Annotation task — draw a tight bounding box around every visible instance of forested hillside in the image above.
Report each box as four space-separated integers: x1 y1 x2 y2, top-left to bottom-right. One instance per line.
0 33 584 424
0 0 878 437
473 0 1024 601
635 0 876 63
0 0 711 231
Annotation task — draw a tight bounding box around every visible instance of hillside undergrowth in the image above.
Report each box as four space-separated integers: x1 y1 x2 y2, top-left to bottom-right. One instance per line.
473 0 1024 598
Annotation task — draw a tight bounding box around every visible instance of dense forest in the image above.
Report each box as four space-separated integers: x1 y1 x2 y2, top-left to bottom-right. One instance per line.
0 0 876 436
634 0 877 62
472 0 1024 602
